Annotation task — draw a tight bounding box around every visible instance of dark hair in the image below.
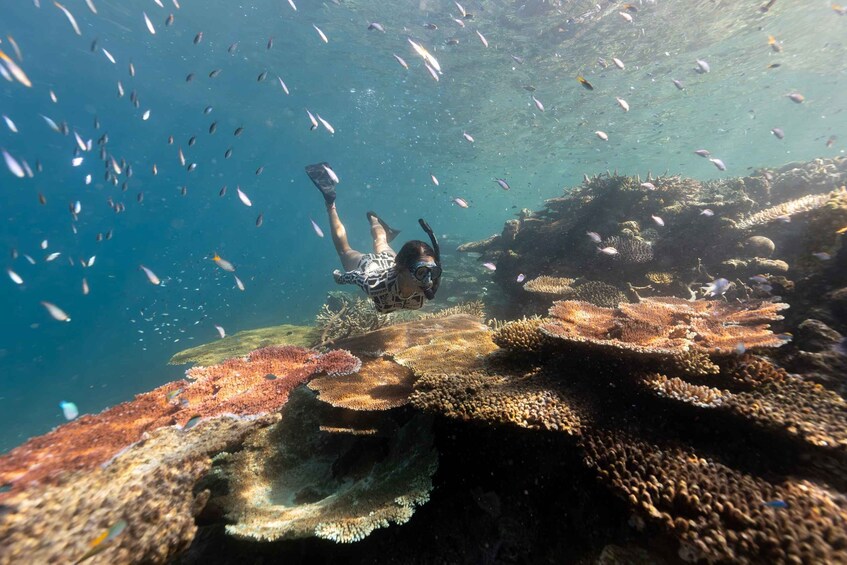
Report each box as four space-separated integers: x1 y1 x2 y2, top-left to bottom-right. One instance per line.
395 240 436 270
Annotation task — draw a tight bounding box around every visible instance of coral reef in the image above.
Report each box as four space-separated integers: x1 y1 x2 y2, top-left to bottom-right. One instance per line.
314 291 393 346
308 358 416 411
0 414 277 565
734 189 842 230
215 388 437 544
523 276 576 296
0 345 360 495
169 324 320 366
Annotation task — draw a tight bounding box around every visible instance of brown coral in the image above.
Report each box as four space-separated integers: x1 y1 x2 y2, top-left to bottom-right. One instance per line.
492 316 551 353
0 345 361 495
735 190 838 230
541 298 789 361
308 358 416 411
0 413 277 565
218 388 437 544
523 276 576 296
640 373 725 408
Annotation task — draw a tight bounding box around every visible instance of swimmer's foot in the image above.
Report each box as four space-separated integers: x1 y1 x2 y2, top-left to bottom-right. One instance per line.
305 162 336 205
367 211 401 243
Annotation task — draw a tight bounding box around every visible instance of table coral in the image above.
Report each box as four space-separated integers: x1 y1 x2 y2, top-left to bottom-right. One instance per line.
308 358 416 411
0 345 360 496
168 324 321 366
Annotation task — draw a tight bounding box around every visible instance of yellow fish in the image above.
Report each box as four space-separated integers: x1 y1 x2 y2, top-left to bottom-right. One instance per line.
75 520 127 563
836 225 847 234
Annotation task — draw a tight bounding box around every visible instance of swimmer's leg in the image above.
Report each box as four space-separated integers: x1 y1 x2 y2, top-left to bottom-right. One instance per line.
366 212 401 254
327 202 363 271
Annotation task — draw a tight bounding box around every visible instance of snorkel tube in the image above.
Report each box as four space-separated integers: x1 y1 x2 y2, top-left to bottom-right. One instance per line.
418 218 441 300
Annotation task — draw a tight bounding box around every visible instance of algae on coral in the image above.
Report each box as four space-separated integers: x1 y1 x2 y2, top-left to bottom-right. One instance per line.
168 324 320 366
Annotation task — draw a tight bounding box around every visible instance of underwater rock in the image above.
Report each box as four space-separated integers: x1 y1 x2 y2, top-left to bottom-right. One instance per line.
748 257 789 275
215 388 437 544
0 414 277 565
169 324 320 366
742 235 776 258
794 319 843 352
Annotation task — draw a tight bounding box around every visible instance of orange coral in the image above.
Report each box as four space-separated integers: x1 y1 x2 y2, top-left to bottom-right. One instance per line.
0 345 360 496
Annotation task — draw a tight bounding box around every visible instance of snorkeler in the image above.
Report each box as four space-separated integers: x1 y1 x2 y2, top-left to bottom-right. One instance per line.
305 162 442 313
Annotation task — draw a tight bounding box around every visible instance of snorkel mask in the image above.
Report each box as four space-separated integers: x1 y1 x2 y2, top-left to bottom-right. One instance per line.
417 218 441 300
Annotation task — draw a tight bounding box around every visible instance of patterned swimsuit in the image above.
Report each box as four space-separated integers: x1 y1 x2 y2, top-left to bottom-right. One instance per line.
333 252 426 313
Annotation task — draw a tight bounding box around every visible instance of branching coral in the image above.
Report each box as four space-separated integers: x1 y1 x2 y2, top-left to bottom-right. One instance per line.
314 291 392 346
217 388 437 544
0 345 361 494
492 316 550 353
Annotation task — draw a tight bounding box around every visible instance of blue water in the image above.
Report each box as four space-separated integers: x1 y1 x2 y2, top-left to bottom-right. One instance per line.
1 0 845 450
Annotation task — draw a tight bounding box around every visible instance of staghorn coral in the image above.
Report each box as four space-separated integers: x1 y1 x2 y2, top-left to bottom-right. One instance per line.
569 280 628 308
640 373 725 408
646 271 675 286
308 358 416 411
601 235 654 264
418 300 486 320
168 324 320 366
735 190 838 230
523 275 576 296
0 345 360 494
541 297 789 362
0 413 277 565
314 291 392 346
217 388 437 544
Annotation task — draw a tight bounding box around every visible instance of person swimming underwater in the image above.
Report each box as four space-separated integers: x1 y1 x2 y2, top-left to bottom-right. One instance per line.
305 162 442 313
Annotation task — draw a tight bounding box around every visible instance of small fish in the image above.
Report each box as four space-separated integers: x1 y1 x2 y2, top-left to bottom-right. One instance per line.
166 13 174 26
209 122 217 134
3 115 18 133
72 156 83 167
768 35 782 52
462 131 475 143
586 231 602 243
787 92 804 103
827 135 837 148
0 49 31 87
227 42 238 54
82 278 89 295
317 115 335 134
619 11 633 22
598 246 618 256
651 215 665 227
142 109 151 121
224 147 233 159
475 30 489 47
771 127 784 139
424 23 438 30
594 130 609 141
53 1 82 35
640 182 656 190
234 275 245 291
734 343 746 355
764 499 788 509
323 164 339 184
209 69 221 78
287 0 296 11
837 225 847 234
278 76 289 95
237 187 252 207
102 48 116 64
41 301 71 322
257 70 268 82
7 268 23 285
139 265 161 285
306 109 319 130
213 253 235 272
576 76 594 90
760 0 777 12
393 54 409 69
128 62 135 77
694 149 711 158
494 178 510 191
214 324 226 339
482 262 496 271
672 78 685 90
41 114 61 132
76 519 127 563
219 185 227 196
812 252 832 261
700 209 715 217
234 126 244 137
532 96 544 112
452 197 469 208
612 57 625 70
41 240 48 250
267 37 274 50
59 400 78 420
313 24 329 43
424 62 439 81
430 173 439 186
511 55 524 64
709 158 727 171
143 12 156 34
45 252 62 262
204 106 213 115
2 148 25 178
193 32 203 44
183 415 202 430
833 3 847 15
185 73 194 82
523 85 536 92
166 388 183 402
702 277 730 297
255 166 264 176
310 217 324 238
256 213 263 227
766 63 781 69
695 59 710 73
616 97 630 112
368 22 385 32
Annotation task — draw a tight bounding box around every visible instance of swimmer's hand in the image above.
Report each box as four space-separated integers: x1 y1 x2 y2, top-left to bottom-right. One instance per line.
333 269 343 283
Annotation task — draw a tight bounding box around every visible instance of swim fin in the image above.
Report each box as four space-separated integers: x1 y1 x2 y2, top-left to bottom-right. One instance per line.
367 211 401 243
305 162 336 205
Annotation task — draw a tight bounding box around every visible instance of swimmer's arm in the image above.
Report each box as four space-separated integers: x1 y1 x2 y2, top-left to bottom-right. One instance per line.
333 269 360 285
